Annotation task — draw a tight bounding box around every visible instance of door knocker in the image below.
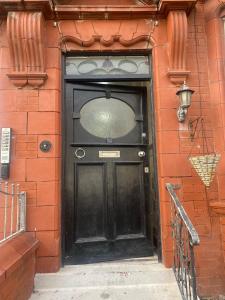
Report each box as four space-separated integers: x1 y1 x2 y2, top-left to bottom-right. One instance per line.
74 148 86 159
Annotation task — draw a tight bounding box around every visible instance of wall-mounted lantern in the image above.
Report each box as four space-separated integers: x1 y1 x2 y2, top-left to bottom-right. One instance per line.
176 82 194 122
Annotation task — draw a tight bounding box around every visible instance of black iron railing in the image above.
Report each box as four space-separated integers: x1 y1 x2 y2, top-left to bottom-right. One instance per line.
166 183 200 300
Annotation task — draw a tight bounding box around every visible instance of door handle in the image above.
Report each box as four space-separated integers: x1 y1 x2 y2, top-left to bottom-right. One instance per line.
138 151 145 158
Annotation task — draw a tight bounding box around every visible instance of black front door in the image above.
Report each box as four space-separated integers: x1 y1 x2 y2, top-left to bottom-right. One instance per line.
64 82 153 264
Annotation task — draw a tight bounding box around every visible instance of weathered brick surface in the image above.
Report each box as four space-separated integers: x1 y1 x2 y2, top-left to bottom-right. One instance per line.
154 2 225 297
0 1 225 298
0 233 39 300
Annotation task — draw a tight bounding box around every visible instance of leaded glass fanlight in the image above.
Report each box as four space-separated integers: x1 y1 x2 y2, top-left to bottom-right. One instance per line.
65 56 150 78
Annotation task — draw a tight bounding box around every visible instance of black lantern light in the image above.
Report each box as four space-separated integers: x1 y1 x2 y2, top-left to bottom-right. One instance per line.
176 82 194 122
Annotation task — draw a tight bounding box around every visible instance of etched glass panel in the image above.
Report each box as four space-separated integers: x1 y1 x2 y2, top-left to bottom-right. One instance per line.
80 97 136 139
66 56 150 76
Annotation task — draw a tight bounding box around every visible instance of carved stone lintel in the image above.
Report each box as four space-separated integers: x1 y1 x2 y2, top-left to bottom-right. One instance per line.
167 10 189 85
7 11 47 88
60 34 152 50
58 19 155 51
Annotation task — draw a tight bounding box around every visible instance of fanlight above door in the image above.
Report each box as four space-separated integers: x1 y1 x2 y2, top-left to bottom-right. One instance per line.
66 55 150 79
55 0 153 5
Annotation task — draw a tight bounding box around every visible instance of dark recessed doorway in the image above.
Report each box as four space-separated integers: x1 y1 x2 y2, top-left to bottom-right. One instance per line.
62 55 160 265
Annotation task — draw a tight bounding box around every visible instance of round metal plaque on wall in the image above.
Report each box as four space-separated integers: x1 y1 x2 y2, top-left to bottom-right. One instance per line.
40 140 52 152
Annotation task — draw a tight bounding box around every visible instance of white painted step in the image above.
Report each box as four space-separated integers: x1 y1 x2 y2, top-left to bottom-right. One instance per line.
30 257 182 300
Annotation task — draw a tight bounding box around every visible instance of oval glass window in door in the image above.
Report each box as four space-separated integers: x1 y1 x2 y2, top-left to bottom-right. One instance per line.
80 97 136 139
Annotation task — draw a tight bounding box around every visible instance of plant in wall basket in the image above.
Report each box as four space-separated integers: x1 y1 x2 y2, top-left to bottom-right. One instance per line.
188 118 221 187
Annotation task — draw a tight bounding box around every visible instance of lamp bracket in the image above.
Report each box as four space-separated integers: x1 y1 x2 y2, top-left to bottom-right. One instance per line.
177 106 187 122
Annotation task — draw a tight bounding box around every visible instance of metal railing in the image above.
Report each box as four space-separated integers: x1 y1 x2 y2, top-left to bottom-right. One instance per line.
0 181 26 244
166 183 200 300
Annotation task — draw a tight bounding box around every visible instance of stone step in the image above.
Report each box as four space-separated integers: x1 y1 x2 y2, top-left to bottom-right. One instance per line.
34 260 178 290
58 263 167 274
31 258 182 300
55 258 167 274
31 283 182 300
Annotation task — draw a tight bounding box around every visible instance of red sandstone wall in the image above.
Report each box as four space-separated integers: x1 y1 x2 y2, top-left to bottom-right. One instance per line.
0 2 225 297
0 19 61 272
153 2 225 296
0 233 39 300
205 0 225 265
0 17 153 272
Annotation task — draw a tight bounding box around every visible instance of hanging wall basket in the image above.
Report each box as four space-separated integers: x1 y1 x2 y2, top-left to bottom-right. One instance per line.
188 118 221 188
189 154 221 187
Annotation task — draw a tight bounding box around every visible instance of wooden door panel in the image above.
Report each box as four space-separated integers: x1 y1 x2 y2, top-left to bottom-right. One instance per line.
75 163 107 242
64 82 153 262
114 162 145 238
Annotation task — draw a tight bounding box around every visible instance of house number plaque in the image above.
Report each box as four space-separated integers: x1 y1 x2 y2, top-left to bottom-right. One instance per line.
99 151 120 158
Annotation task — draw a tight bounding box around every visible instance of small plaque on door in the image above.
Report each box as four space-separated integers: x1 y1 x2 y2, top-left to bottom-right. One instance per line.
99 151 120 158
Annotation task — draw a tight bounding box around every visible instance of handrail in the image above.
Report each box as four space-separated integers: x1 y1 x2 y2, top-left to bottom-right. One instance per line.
166 183 200 246
166 182 200 300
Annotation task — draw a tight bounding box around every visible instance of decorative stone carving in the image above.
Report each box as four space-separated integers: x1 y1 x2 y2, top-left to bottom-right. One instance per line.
58 19 156 51
167 10 190 85
7 11 47 88
0 0 198 19
60 34 152 49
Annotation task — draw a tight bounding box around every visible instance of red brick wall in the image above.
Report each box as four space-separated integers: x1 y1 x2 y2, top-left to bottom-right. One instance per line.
204 1 225 296
153 2 225 296
0 233 39 300
0 19 61 272
205 0 225 265
0 2 225 297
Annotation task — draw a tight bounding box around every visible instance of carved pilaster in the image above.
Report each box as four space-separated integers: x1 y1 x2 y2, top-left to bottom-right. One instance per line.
167 10 190 85
7 11 47 88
